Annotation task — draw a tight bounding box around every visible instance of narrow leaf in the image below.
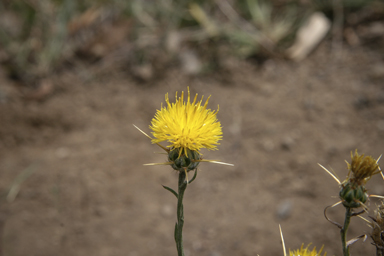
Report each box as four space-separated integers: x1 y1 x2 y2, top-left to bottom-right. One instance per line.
163 185 178 198
188 169 198 184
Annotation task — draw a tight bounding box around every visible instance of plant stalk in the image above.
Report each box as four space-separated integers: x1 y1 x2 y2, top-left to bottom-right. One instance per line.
175 171 187 256
341 207 352 256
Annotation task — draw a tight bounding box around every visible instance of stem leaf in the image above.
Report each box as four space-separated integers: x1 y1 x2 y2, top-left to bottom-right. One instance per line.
188 169 198 184
163 185 178 198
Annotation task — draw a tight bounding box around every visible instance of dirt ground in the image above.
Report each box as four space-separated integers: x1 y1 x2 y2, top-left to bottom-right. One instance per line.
1 39 384 256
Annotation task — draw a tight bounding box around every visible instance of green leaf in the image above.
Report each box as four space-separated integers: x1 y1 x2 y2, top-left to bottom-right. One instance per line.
188 169 198 184
162 185 178 198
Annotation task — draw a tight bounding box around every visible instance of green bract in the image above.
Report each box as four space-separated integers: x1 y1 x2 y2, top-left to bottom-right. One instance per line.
168 148 201 172
339 182 368 208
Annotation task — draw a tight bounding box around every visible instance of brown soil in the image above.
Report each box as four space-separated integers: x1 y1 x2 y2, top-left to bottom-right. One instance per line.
1 41 384 256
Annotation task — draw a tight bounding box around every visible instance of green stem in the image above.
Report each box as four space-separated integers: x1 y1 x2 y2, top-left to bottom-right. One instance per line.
175 171 187 256
341 207 352 256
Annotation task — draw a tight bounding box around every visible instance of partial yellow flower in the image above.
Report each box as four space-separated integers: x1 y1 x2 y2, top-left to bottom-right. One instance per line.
280 225 326 256
150 88 222 155
289 244 326 256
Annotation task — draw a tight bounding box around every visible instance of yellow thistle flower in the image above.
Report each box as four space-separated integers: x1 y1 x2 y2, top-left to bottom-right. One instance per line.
150 88 222 155
337 150 381 208
134 88 232 177
346 150 381 185
289 244 326 256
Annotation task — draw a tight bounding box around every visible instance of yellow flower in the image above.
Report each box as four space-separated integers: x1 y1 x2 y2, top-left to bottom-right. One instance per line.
346 150 381 185
150 88 222 155
289 244 326 256
134 88 232 177
280 226 327 256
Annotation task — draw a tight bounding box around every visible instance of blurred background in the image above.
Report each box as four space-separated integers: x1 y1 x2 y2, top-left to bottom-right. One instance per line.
1 0 384 255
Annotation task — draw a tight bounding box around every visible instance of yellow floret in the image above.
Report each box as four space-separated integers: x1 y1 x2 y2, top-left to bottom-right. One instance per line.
150 88 222 155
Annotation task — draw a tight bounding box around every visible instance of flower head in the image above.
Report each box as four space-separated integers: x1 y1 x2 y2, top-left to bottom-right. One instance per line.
289 244 326 256
337 150 381 208
346 150 381 185
150 88 222 156
134 88 232 178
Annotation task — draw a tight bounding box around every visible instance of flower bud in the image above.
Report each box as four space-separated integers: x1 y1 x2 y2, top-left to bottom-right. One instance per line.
168 148 201 172
339 182 368 208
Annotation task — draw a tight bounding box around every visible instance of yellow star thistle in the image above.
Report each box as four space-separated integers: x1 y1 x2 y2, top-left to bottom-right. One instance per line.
319 150 382 209
346 150 381 185
150 88 222 156
134 88 232 176
289 244 326 256
136 89 232 256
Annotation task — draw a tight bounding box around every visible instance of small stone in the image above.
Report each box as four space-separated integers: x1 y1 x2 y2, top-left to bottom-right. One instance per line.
276 200 292 220
132 64 153 82
179 50 201 75
281 136 294 150
377 120 384 131
56 147 70 159
192 240 203 251
160 204 173 217
166 31 182 53
370 63 384 79
261 140 275 152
